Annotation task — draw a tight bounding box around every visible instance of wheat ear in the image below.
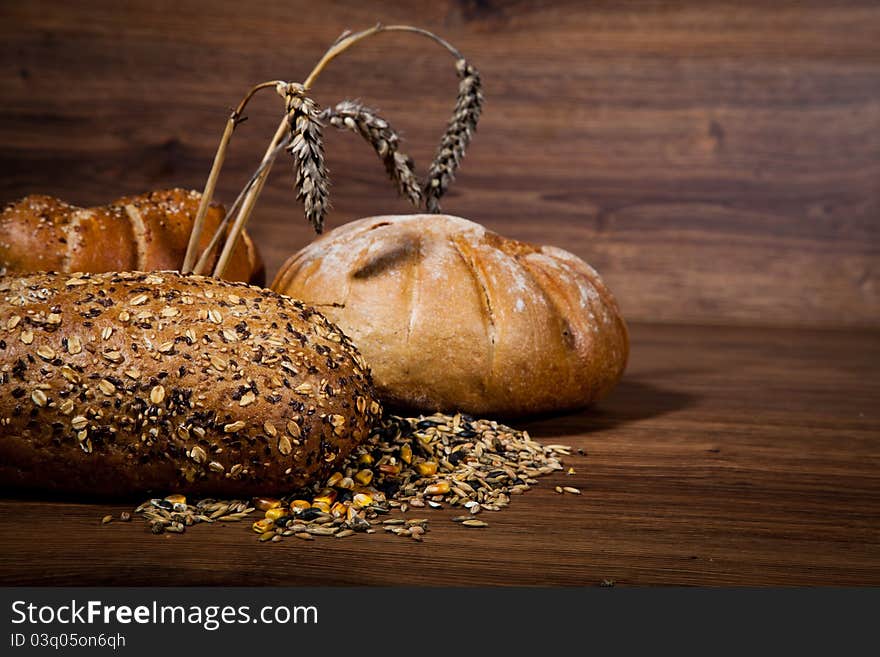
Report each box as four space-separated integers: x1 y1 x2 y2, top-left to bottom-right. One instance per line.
322 100 422 208
199 24 480 269
285 83 330 233
423 58 483 213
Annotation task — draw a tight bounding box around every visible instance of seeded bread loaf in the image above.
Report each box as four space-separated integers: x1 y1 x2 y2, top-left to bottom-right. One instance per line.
0 271 380 496
272 214 628 417
0 189 264 285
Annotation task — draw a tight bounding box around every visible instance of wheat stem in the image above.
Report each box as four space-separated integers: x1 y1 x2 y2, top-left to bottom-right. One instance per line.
234 80 286 116
182 80 285 274
191 139 289 276
302 24 384 90
181 115 234 274
212 114 290 277
382 25 463 59
303 24 462 91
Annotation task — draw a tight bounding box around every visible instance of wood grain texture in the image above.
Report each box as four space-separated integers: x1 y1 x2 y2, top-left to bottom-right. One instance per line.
0 323 877 586
0 1 878 328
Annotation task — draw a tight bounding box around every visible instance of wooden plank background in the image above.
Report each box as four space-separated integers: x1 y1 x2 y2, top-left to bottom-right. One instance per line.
1 0 877 328
1 2 878 587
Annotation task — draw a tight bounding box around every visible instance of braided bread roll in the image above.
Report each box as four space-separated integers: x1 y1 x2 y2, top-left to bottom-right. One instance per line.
0 189 263 285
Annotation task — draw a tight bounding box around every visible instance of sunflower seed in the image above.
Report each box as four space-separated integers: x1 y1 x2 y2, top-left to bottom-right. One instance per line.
102 351 123 363
60 365 80 383
190 445 207 464
150 385 165 404
306 526 338 536
36 345 55 361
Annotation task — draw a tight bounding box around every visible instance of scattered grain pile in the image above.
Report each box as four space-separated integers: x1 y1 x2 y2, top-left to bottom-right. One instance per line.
115 412 575 542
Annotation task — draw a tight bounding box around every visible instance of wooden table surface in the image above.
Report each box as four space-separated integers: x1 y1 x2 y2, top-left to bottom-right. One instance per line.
1 322 876 586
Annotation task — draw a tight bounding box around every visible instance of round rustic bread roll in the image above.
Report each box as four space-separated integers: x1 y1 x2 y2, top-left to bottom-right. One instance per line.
0 188 264 285
0 271 380 496
271 215 628 417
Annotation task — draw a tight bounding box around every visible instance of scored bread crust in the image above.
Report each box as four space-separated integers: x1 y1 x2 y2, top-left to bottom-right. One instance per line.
272 214 629 417
0 189 265 285
0 271 380 496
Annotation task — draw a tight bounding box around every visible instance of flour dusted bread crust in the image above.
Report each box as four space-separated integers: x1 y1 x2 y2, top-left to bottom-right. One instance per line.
271 214 628 417
0 189 264 285
0 271 380 496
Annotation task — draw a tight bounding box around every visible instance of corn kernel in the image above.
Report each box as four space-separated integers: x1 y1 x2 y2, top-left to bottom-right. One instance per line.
415 461 438 476
164 494 187 512
425 481 450 496
290 499 311 512
265 507 289 521
352 493 373 508
379 463 401 475
326 471 344 487
358 453 374 465
252 519 274 534
312 500 331 513
400 444 413 464
355 469 373 485
254 497 281 511
338 477 355 490
313 488 337 505
330 501 348 518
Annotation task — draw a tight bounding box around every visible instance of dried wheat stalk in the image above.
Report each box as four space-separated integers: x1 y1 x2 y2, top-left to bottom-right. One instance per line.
285 84 330 233
322 100 422 208
423 58 483 213
194 25 482 270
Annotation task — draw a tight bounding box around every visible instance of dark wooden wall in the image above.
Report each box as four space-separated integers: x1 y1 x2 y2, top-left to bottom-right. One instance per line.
1 0 878 328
